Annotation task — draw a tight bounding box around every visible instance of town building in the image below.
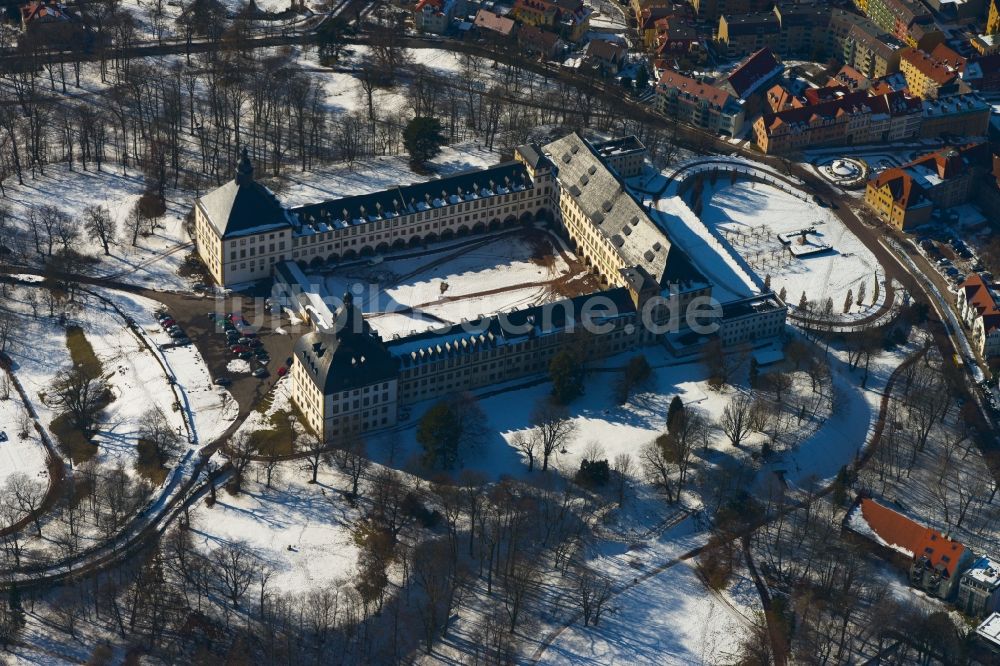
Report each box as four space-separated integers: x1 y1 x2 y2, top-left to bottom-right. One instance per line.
859 0 941 49
898 47 961 99
718 47 784 116
655 69 746 136
989 0 1000 35
956 273 1000 358
20 0 73 31
753 88 921 154
828 10 903 79
919 93 991 138
413 0 463 34
864 144 983 229
473 9 518 38
653 16 700 58
957 557 1000 618
847 498 973 600
773 2 830 58
923 0 984 20
977 613 1000 653
517 24 566 59
585 39 629 73
225 133 786 441
639 6 682 49
716 12 780 59
510 0 590 42
690 0 769 24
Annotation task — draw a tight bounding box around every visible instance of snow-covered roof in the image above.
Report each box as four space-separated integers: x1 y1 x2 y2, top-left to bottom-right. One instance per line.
977 613 1000 649
963 556 1000 589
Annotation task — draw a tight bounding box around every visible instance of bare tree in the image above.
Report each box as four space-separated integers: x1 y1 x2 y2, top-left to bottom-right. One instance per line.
575 567 613 626
49 365 109 434
612 452 634 507
511 431 540 472
530 401 577 472
84 204 117 256
7 472 46 537
302 433 327 484
721 392 755 448
334 435 369 497
212 540 259 609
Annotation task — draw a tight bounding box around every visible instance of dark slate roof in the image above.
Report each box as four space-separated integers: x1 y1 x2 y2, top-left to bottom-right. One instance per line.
723 48 783 99
518 143 554 171
294 297 397 394
290 162 534 228
197 150 290 239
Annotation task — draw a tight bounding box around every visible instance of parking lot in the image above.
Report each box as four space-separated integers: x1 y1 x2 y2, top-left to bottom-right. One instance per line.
151 289 297 418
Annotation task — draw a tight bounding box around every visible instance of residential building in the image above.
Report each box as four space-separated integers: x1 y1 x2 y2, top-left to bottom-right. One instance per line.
718 47 784 115
473 9 517 37
957 557 1000 618
772 2 830 58
653 16 699 57
717 12 780 59
20 1 72 30
864 166 933 229
517 24 566 59
691 0 769 24
828 10 903 79
864 144 983 229
510 0 590 42
861 0 940 49
829 64 871 90
586 39 629 73
413 0 463 33
847 498 973 600
923 0 984 20
977 614 1000 654
899 47 960 99
956 273 1000 358
656 69 746 136
753 88 921 154
920 93 991 138
965 53 1000 91
639 6 681 48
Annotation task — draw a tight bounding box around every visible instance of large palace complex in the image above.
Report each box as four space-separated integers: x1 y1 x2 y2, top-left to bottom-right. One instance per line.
194 133 787 441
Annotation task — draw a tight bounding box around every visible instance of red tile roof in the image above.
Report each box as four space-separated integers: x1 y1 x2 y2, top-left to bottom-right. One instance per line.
960 273 1000 334
657 69 735 108
858 499 966 576
900 47 959 86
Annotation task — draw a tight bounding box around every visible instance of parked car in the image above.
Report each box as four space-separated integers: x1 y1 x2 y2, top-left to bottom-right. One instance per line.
230 344 249 354
252 367 268 378
248 339 263 348
169 329 187 339
277 366 288 377
238 337 252 346
174 337 191 345
238 351 253 360
160 319 176 329
213 377 232 386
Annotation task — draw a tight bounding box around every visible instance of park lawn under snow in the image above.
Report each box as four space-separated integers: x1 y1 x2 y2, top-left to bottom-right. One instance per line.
701 181 883 317
5 285 235 478
534 518 750 666
1 164 195 291
0 395 48 489
186 469 364 595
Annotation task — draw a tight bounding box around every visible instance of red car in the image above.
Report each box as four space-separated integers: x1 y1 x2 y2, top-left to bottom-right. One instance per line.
160 319 176 329
230 344 249 354
277 367 288 377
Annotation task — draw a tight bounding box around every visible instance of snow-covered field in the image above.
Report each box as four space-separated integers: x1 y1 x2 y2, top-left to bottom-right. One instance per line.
0 395 47 489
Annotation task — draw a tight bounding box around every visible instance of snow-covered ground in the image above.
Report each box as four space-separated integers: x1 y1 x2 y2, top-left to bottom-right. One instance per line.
1 164 195 291
187 470 363 594
314 232 581 338
699 181 883 317
536 519 750 666
0 395 48 489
